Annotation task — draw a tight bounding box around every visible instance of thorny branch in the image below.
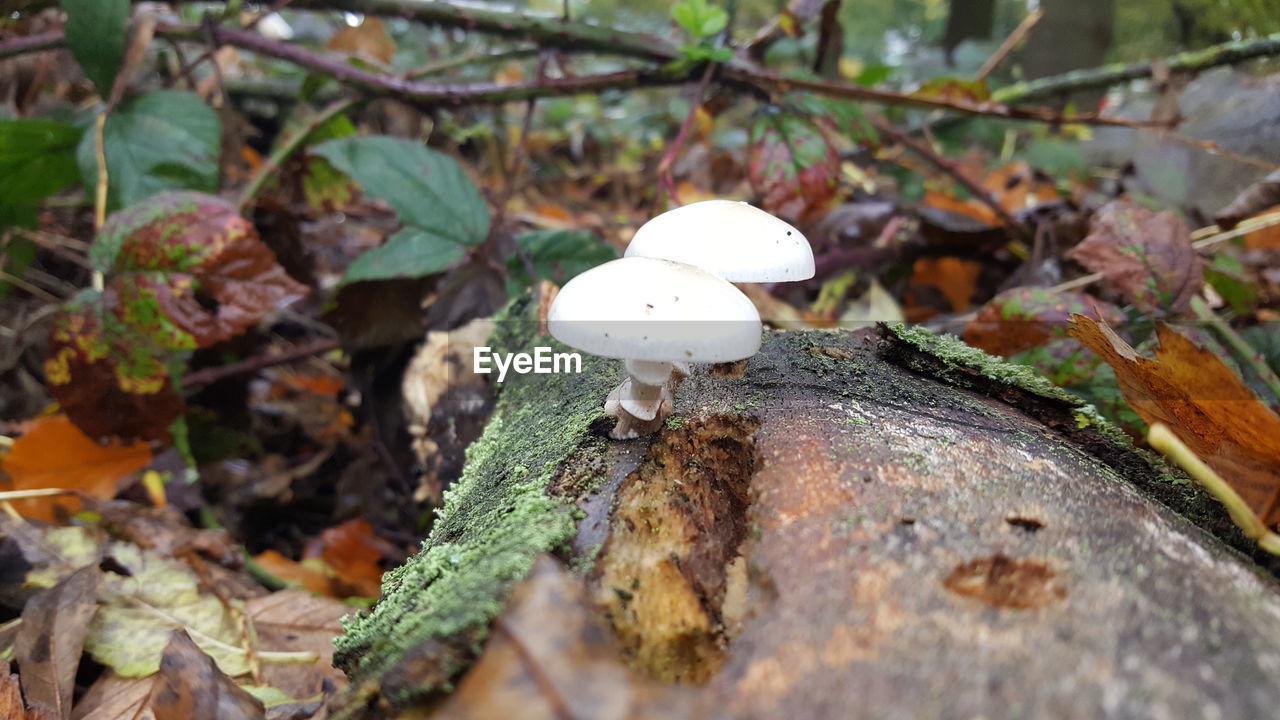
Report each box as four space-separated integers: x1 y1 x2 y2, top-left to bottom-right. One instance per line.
0 8 1194 130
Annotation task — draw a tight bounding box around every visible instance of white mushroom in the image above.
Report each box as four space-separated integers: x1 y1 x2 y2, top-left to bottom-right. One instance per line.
624 199 816 281
548 257 762 439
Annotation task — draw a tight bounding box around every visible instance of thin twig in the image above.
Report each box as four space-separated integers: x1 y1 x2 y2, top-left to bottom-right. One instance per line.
655 61 718 209
976 9 1041 81
993 32 1280 105
1 21 1180 129
1190 296 1280 407
182 338 342 389
871 117 1029 237
237 97 359 213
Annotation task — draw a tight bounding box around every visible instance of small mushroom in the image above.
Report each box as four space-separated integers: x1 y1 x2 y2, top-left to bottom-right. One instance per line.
548 257 762 439
625 200 816 281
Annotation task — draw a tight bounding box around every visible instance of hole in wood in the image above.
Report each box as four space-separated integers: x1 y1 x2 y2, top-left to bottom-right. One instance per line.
943 554 1066 610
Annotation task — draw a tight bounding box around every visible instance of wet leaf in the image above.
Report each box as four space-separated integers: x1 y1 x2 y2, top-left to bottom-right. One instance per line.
1069 315 1280 525
748 114 840 224
14 566 101 719
147 630 265 720
1066 199 1202 314
85 544 249 677
62 0 129 94
0 415 151 521
77 92 222 211
313 136 490 285
1215 169 1280 230
964 287 1124 357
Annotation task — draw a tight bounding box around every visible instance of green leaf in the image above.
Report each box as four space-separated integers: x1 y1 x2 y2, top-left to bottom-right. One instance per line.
77 91 222 211
506 229 618 293
313 136 490 284
62 0 130 94
699 9 728 36
0 118 84 205
341 227 469 285
671 2 698 35
0 118 84 296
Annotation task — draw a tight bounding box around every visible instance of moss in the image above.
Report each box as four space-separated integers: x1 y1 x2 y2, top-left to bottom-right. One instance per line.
334 295 618 700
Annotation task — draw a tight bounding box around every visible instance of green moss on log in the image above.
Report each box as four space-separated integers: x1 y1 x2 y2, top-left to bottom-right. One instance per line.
334 296 618 698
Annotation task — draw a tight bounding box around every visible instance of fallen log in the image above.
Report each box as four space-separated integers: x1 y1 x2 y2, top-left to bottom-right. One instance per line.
335 298 1280 719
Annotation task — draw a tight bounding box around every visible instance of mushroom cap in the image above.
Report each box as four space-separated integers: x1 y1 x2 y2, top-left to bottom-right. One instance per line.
548 257 762 363
624 200 815 282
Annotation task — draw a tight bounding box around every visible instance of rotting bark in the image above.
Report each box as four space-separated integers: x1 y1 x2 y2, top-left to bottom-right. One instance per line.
336 302 1280 719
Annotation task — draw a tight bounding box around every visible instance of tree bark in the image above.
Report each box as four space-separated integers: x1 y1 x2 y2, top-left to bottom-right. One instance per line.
335 300 1280 718
941 0 995 62
1013 0 1116 108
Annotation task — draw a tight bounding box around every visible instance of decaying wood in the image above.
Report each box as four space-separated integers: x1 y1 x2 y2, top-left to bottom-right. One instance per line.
337 305 1280 719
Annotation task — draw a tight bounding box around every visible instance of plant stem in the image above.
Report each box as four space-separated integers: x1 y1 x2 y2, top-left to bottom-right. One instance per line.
237 97 359 213
993 32 1280 105
1190 296 1280 407
1148 423 1280 555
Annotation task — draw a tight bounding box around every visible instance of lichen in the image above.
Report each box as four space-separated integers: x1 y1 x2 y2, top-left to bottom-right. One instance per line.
334 295 618 699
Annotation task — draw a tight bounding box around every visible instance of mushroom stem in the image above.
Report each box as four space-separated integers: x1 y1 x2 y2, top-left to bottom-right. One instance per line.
604 360 684 439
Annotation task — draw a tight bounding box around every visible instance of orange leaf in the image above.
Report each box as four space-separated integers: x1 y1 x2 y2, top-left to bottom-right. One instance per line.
252 550 335 597
1069 315 1280 525
0 414 151 522
326 17 396 64
922 189 998 225
909 257 982 312
305 518 385 598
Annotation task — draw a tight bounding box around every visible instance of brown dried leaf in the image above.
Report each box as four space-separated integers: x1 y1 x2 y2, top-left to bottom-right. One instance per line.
246 590 351 701
71 673 154 720
436 555 693 720
326 17 396 64
1 662 55 720
147 630 265 720
1069 314 1280 524
14 566 101 720
1066 199 1202 314
1215 169 1280 230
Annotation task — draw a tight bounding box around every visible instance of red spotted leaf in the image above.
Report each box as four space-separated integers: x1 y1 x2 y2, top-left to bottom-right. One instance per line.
48 192 306 441
92 191 307 347
45 293 183 442
1066 200 1202 315
748 114 839 224
964 287 1124 357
